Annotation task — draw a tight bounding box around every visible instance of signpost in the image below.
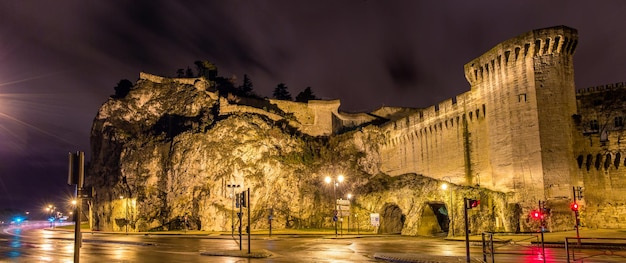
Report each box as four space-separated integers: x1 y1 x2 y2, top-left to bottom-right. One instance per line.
68 151 85 263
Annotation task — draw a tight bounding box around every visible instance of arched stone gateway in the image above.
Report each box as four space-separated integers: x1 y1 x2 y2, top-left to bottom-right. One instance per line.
417 202 449 236
379 203 405 234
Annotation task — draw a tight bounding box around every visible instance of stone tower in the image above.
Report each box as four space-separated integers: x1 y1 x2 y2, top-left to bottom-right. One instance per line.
463 26 579 205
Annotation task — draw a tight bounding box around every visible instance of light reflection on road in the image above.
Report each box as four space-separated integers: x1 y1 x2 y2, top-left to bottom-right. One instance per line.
2 222 626 262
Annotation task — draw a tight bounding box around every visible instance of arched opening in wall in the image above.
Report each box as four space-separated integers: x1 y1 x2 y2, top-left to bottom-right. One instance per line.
379 203 405 234
595 153 602 170
553 36 561 53
577 155 584 169
416 202 448 236
615 152 621 169
543 38 550 54
586 154 593 171
605 154 612 170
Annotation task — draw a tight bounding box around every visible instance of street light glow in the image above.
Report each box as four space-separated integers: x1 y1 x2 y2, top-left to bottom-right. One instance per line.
337 175 344 183
324 176 331 184
441 183 448 190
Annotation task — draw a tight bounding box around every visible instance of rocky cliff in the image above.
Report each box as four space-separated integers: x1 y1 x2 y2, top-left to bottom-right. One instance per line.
87 75 515 235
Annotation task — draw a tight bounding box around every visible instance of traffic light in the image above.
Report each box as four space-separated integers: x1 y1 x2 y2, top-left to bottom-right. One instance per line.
465 199 480 209
570 202 579 211
530 210 543 220
240 192 247 208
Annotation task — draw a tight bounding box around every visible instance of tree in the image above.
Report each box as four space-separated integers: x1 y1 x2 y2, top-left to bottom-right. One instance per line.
194 60 218 80
185 67 194 77
112 79 133 99
176 69 185 78
295 87 318 102
237 74 254 96
273 83 292 100
215 76 237 96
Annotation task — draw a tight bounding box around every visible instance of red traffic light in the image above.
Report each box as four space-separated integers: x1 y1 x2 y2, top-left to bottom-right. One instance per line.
465 199 480 209
530 210 543 220
570 203 579 211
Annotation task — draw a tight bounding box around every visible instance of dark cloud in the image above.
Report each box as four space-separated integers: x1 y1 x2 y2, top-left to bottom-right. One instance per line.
0 0 625 210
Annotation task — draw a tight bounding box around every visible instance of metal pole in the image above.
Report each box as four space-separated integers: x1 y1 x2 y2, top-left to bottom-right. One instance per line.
73 188 81 263
541 231 546 263
231 185 234 237
333 182 337 237
247 188 251 254
239 194 242 251
481 232 486 262
464 198 470 263
573 187 580 245
565 237 570 262
490 233 494 263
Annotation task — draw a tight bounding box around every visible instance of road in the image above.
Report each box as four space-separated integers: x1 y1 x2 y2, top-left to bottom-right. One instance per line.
1 221 625 262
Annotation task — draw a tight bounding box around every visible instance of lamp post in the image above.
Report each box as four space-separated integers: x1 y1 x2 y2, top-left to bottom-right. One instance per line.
324 175 344 237
441 177 454 237
46 205 56 228
227 184 241 237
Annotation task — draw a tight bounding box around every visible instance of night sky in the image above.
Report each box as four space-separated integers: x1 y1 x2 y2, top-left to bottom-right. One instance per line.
1 1 625 215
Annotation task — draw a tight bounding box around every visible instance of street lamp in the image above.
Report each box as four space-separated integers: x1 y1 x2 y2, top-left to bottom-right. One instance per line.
227 184 241 237
324 175 344 237
441 177 454 237
45 205 56 228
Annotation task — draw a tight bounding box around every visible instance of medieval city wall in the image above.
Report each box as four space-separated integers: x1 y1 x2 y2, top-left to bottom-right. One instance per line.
574 83 626 228
378 27 579 225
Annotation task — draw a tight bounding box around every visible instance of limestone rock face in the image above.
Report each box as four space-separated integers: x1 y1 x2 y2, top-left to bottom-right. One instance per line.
88 76 515 235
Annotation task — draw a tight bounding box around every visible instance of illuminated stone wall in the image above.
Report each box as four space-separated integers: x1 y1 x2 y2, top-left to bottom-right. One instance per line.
573 83 626 228
377 26 579 231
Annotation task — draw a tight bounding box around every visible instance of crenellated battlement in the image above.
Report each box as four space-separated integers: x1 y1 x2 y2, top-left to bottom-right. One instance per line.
464 26 578 86
139 72 212 91
576 82 626 96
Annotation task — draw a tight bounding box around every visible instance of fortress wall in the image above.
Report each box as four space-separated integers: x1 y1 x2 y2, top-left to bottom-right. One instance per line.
379 91 486 186
379 27 579 212
463 26 578 206
575 131 626 228
576 82 626 95
574 86 626 228
219 97 284 121
139 72 205 86
306 100 341 136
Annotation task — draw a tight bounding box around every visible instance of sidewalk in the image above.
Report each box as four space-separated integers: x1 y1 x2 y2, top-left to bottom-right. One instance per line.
447 228 626 245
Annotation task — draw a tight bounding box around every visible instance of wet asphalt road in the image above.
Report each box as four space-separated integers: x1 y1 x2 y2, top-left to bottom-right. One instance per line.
2 221 625 262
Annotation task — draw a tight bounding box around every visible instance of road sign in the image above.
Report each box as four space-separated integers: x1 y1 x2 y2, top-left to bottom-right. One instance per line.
370 213 380 226
336 199 350 206
336 205 350 211
339 210 351 217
